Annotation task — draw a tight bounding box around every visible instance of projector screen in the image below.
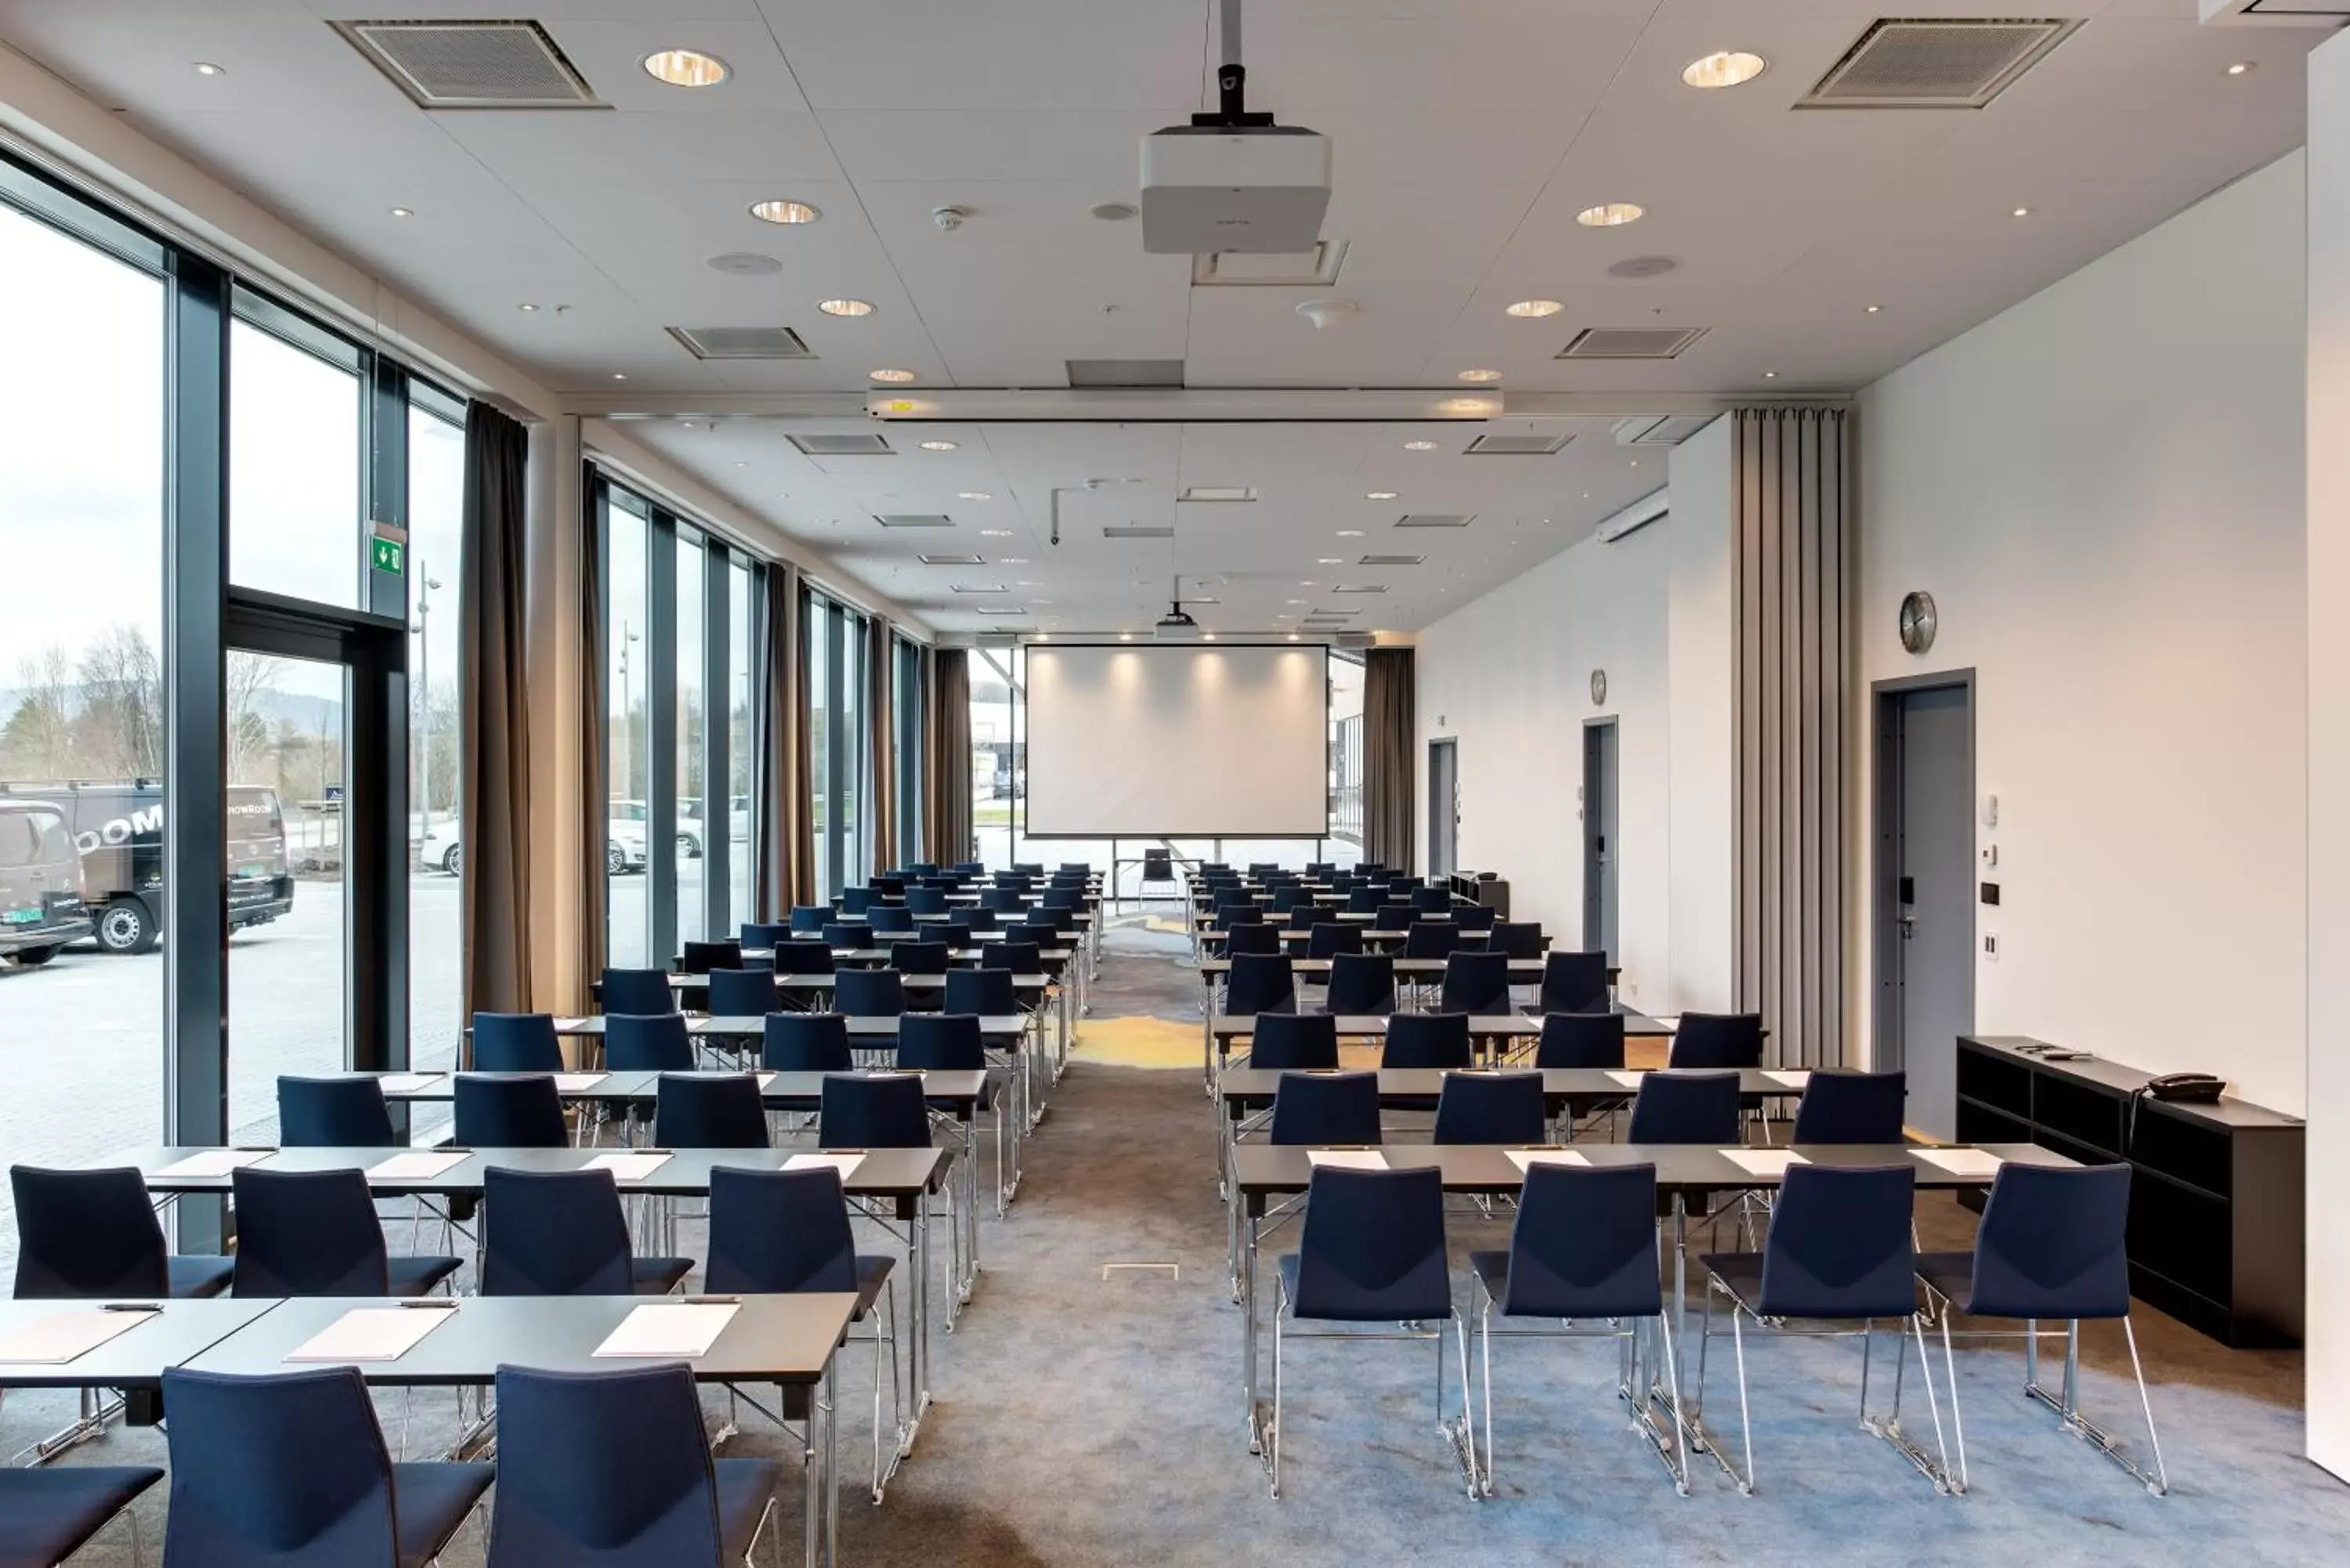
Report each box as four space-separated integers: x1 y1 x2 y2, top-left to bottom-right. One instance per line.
1023 644 1329 837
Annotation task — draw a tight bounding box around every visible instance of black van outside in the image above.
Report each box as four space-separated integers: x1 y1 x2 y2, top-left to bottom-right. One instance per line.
0 780 296 954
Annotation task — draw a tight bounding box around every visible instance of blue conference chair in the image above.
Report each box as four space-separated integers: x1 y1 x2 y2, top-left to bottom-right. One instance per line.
868 905 916 935
600 967 676 1017
982 941 1042 975
1269 885 1311 916
819 1073 931 1151
950 861 986 876
1668 1012 1765 1070
0 1466 161 1568
1217 904 1265 930
1268 1071 1381 1147
1695 1164 1949 1495
762 1012 853 1072
981 887 1028 914
1535 1010 1630 1132
740 921 792 951
772 938 835 977
706 966 782 1018
1041 885 1082 912
1454 905 1497 934
1402 921 1462 960
1915 1162 2161 1495
471 1011 563 1072
229 1166 460 1298
960 907 998 933
1271 1165 1472 1499
1410 887 1453 914
479 1167 691 1297
835 968 907 1019
1489 921 1545 960
277 1076 396 1147
654 1072 770 1149
899 1013 985 1073
1626 1071 1743 1145
1225 923 1281 957
1247 861 1278 878
1006 922 1060 951
678 939 741 975
1345 887 1383 914
1374 901 1417 934
889 940 951 977
1382 1012 1473 1071
453 1073 568 1148
484 1364 781 1568
1538 952 1611 1014
1247 1012 1340 1072
821 922 872 951
1321 952 1397 1016
160 1364 492 1568
707 1167 902 1502
1223 954 1296 1018
790 905 832 934
10 1165 232 1299
906 886 949 915
841 887 877 915
944 967 1017 1017
1431 1071 1546 1145
605 1012 696 1073
1438 951 1511 1015
1470 1162 1685 1494
872 875 906 899
938 918 974 952
1306 923 1362 960
1791 1070 1909 1144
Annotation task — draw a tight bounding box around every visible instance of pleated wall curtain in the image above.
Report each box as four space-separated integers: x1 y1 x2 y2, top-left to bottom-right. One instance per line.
924 648 972 865
457 402 533 1015
1361 646 1416 873
866 614 896 873
754 562 813 916
1733 406 1851 1068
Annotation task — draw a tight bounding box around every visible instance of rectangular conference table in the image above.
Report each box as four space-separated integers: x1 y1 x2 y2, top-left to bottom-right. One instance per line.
102 1142 949 1473
1227 1140 2075 1465
0 1293 855 1568
689 960 1076 1083
1203 1007 1671 1083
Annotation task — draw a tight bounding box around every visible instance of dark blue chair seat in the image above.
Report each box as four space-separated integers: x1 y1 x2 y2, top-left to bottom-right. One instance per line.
0 1466 161 1568
391 1461 499 1568
387 1255 464 1297
714 1458 787 1564
168 1255 237 1298
632 1256 695 1295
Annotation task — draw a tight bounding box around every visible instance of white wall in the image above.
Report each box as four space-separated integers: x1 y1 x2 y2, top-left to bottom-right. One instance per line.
1855 150 2308 1116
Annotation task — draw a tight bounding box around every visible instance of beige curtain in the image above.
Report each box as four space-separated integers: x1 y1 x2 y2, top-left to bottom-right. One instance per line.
1734 406 1851 1068
754 562 815 914
1361 646 1415 872
866 615 896 873
924 648 972 865
457 403 533 1016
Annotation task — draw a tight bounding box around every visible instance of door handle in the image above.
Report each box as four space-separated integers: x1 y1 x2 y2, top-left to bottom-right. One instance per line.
1897 914 1916 939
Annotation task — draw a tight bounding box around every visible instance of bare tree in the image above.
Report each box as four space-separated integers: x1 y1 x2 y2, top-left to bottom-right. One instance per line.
0 645 78 776
75 625 163 777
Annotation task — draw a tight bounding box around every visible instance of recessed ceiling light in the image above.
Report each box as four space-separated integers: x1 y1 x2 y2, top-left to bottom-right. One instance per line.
193 61 226 77
1682 50 1766 89
1336 529 1365 537
611 372 628 381
732 461 747 468
979 528 1011 537
1865 305 1882 314
818 298 875 318
919 439 958 451
1365 490 1398 500
1299 580 1317 587
1202 632 1217 641
749 199 820 226
1762 370 1777 380
1286 598 1307 605
1456 369 1503 384
2012 207 2031 219
389 207 414 219
1576 203 1644 228
2226 61 2254 78
518 303 539 312
642 49 728 87
1119 631 1134 641
1403 440 1437 452
870 369 916 384
961 493 995 502
1506 298 1564 319
1002 558 1029 565
1287 632 1300 641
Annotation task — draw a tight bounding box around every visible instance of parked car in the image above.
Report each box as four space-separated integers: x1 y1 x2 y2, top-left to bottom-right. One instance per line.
614 799 705 859
414 817 649 877
0 797 93 966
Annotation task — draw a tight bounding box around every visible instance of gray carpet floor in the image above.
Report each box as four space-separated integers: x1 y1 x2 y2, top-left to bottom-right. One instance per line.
7 920 2347 1565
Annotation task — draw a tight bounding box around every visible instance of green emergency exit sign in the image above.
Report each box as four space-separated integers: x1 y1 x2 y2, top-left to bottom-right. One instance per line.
369 520 407 576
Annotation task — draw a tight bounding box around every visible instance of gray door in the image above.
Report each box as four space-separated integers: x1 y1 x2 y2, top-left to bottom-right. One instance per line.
1428 740 1457 878
1878 684 1973 1140
1582 721 1618 959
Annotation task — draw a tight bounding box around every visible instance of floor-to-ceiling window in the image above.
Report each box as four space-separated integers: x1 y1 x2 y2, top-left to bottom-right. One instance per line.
603 486 652 967
893 634 923 865
969 646 1018 869
803 590 869 896
674 527 707 945
727 558 755 936
405 386 464 1074
806 593 832 898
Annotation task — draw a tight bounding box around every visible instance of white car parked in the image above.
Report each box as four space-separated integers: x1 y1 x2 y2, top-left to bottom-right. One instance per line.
417 816 653 877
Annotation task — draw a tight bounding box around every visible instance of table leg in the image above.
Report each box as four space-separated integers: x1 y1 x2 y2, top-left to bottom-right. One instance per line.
1244 1199 1265 1454
824 1353 839 1568
902 1189 932 1456
803 1379 821 1568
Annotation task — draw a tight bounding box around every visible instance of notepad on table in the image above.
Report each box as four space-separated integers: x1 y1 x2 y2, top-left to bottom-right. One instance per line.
1506 1148 1590 1172
552 1072 607 1093
1762 1070 1812 1092
784 1152 866 1180
1603 1070 1647 1090
550 1017 589 1031
593 1302 739 1359
587 1151 672 1182
1306 1149 1387 1171
755 1072 778 1091
1718 1149 1808 1178
0 1307 157 1364
284 1306 456 1364
1914 1147 2005 1178
367 1150 470 1181
154 1150 272 1180
375 1073 443 1095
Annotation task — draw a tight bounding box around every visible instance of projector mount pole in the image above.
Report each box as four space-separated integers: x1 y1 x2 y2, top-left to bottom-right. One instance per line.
1197 0 1274 128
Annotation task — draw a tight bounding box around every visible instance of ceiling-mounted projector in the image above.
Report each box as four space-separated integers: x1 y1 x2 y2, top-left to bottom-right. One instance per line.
1141 0 1329 255
1155 580 1203 639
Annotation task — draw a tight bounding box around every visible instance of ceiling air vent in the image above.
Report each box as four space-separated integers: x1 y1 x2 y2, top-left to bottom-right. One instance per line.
334 20 602 109
787 433 893 457
1358 554 1425 567
916 553 984 565
950 583 1009 594
1465 432 1572 456
1394 514 1473 529
665 326 814 361
1103 526 1176 539
1334 631 1377 650
1558 327 1708 361
1191 242 1349 287
1330 584 1390 594
1798 19 2081 110
1066 358 1185 388
1612 414 1717 446
874 514 953 529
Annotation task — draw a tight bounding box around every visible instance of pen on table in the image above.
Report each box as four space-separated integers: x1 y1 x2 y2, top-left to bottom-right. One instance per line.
400 1298 459 1309
684 1295 741 1306
104 1302 161 1313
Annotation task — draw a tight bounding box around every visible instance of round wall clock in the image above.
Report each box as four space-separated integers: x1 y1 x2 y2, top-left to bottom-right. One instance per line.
1898 591 1938 656
1589 669 1607 705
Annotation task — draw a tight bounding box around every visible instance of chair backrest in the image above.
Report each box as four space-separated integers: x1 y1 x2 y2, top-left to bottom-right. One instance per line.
704 968 780 1017
1967 1162 2134 1320
1216 904 1264 930
898 1013 985 1072
1538 951 1611 1013
740 922 792 951
1534 1010 1625 1069
277 1077 396 1147
454 1074 568 1148
604 1012 696 1073
1345 887 1383 913
819 1074 931 1149
1307 922 1363 959
481 1167 636 1296
1322 952 1396 1015
867 905 916 934
1040 885 1081 911
834 968 907 1018
1453 904 1497 933
1499 1163 1662 1319
1012 862 1044 876
654 1074 771 1149
1438 950 1511 1013
840 887 876 915
1790 1070 1908 1144
761 1012 852 1071
1006 922 1059 948
873 875 906 898
1223 953 1296 1016
960 907 997 933
1410 887 1452 913
1668 1011 1765 1070
906 887 949 914
485 1364 725 1567
950 862 986 876
1246 1012 1340 1071
1142 848 1173 875
599 967 677 1017
1374 901 1417 931
9 1165 170 1298
1225 923 1281 957
1292 1166 1452 1321
943 967 1017 1016
890 940 951 977
789 905 831 933
1268 1071 1382 1145
1431 1071 1546 1144
1380 1010 1472 1070
705 1167 857 1295
161 1365 399 1568
1756 1164 1918 1321
1625 1071 1743 1143
1489 921 1544 959
1269 885 1310 913
1248 861 1278 877
472 1011 563 1072
981 887 1027 912
677 940 740 975
772 938 835 977
230 1167 389 1297
983 941 1042 974
1403 921 1462 959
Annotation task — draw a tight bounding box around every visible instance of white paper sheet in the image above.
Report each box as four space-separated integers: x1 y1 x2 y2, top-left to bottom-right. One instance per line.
551 1017 589 1031
1718 1149 1809 1178
375 1073 443 1095
0 1307 157 1364
553 1072 607 1093
1603 1070 1647 1089
784 1152 866 1180
591 1302 740 1359
1914 1147 2005 1178
587 1151 672 1182
367 1151 471 1181
755 1072 778 1091
1305 1149 1387 1170
154 1150 272 1180
1506 1148 1591 1172
1762 1070 1812 1091
284 1306 456 1364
